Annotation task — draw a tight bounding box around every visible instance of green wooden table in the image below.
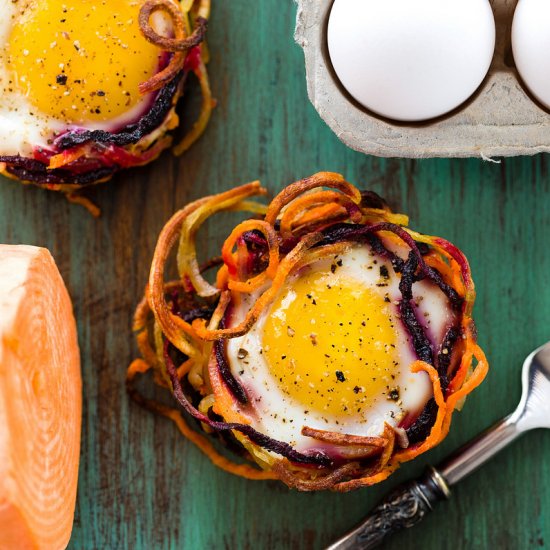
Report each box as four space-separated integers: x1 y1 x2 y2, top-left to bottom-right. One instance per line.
1 2 549 549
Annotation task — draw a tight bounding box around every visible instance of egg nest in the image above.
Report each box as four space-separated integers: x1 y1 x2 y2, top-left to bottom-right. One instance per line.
0 0 212 193
128 172 488 491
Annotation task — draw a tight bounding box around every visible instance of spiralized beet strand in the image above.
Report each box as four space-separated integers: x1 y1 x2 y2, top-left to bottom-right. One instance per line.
0 156 51 171
398 252 434 365
437 326 461 393
214 340 248 404
405 398 438 445
55 73 182 150
163 345 332 467
320 223 463 308
4 163 116 186
359 190 388 210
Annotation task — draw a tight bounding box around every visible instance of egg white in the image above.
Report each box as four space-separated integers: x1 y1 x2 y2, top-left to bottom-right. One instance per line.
225 243 456 453
0 1 63 155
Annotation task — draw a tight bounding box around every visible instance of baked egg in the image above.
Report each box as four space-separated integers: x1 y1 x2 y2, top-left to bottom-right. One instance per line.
225 243 450 453
0 0 211 191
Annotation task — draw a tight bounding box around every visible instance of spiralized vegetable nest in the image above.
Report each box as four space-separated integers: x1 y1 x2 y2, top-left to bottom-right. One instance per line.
128 172 488 492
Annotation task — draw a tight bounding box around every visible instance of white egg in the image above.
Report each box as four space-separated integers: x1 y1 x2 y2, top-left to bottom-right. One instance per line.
327 0 495 122
512 0 550 111
225 243 457 454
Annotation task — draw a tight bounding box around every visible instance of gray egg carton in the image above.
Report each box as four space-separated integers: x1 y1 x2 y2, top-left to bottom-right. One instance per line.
295 0 550 159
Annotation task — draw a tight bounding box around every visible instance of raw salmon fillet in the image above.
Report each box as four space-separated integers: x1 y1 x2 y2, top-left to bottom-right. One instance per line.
0 245 81 550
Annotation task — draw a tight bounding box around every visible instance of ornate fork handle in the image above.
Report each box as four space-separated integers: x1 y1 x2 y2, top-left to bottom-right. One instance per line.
326 468 450 550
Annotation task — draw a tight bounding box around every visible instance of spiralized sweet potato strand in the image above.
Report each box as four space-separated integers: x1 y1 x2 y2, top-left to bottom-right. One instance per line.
128 172 488 490
279 190 362 239
264 172 362 226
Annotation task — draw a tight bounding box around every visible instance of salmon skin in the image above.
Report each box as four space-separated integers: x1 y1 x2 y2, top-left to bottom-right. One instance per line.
0 245 81 550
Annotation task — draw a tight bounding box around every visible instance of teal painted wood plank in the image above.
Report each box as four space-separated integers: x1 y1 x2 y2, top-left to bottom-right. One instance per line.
0 1 549 549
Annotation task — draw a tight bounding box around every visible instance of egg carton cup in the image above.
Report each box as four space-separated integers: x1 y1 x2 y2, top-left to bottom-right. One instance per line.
295 0 550 159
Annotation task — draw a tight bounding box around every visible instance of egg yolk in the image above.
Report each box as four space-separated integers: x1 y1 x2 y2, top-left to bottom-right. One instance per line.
262 268 399 418
7 0 161 124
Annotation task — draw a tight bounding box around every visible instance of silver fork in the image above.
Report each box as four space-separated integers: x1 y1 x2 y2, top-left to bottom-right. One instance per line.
327 341 550 550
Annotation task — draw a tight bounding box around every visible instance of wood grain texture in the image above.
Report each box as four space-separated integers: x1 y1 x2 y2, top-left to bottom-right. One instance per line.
1 2 549 549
